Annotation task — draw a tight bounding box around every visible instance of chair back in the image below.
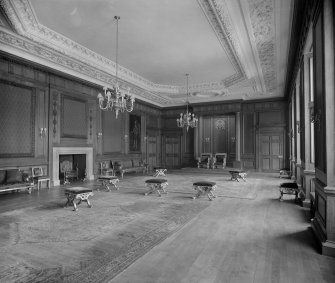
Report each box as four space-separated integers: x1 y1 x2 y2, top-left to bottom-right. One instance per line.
32 167 44 177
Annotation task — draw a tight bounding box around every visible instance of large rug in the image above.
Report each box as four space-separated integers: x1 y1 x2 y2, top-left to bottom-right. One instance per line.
0 173 258 282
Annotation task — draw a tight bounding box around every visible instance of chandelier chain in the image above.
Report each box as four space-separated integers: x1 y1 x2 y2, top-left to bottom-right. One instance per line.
176 73 198 131
97 16 135 118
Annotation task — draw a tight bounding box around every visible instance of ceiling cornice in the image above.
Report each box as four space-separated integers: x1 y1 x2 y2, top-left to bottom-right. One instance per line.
0 0 282 106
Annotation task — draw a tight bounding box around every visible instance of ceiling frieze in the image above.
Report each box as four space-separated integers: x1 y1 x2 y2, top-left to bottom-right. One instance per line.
0 0 275 106
0 28 174 106
1 0 181 95
248 0 276 93
0 0 25 34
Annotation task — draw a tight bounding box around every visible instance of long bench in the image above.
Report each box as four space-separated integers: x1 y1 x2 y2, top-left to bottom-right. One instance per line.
113 159 148 179
0 168 34 194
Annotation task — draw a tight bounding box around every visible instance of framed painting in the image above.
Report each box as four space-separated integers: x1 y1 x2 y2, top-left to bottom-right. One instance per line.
129 114 141 152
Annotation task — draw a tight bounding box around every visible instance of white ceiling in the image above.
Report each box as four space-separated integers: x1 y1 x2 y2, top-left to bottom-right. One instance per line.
0 0 293 107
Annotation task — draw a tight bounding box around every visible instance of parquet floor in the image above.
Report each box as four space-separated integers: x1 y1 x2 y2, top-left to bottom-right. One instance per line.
110 173 335 283
0 172 335 283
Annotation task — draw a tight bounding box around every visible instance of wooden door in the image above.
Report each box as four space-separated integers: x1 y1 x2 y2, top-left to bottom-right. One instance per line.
163 136 181 168
260 133 284 172
147 135 158 168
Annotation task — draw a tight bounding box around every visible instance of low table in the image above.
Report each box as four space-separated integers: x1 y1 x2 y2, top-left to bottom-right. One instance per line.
279 182 299 202
229 170 247 182
192 181 217 201
64 187 93 211
145 179 168 197
97 175 119 191
153 168 167 177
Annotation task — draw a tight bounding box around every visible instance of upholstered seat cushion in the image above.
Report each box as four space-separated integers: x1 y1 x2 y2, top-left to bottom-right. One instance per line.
280 182 298 189
145 179 167 184
193 181 216 186
0 170 6 185
6 169 23 184
65 187 92 194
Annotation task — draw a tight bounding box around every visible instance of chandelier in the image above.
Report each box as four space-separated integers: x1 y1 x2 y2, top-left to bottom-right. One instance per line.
176 74 198 131
97 16 135 118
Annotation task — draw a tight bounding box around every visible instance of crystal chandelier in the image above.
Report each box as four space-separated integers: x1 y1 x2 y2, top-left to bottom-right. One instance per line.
176 74 198 131
97 16 135 118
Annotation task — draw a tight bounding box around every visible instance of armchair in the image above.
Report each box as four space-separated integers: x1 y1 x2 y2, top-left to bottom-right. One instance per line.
60 160 78 185
197 153 212 169
212 153 227 169
31 166 50 190
99 161 114 176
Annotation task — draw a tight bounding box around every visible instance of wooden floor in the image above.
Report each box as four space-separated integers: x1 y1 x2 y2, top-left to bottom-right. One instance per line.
110 173 335 283
1 173 335 283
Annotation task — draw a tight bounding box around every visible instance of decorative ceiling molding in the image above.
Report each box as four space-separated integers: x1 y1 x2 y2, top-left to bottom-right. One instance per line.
248 0 276 93
197 0 247 87
0 0 285 106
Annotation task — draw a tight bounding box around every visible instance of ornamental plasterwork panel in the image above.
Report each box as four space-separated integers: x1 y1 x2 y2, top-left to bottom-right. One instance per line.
248 0 276 93
197 0 246 87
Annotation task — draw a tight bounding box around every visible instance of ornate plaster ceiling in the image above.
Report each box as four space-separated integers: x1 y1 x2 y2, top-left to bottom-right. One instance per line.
0 0 293 107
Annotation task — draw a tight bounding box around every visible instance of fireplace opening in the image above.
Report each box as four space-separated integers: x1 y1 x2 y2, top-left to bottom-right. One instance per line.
59 154 86 184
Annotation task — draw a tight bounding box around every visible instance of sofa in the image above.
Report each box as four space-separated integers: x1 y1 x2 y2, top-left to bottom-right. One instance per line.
0 168 34 194
113 159 148 179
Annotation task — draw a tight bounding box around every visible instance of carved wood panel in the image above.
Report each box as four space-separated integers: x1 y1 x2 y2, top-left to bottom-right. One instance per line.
0 81 35 158
313 6 326 174
163 135 181 168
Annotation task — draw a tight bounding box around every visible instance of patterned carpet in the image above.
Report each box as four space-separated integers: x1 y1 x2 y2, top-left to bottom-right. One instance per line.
0 173 259 283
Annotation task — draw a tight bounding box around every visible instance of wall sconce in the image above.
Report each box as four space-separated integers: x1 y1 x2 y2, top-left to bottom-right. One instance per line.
144 136 148 142
124 134 129 142
205 137 210 142
97 132 103 138
231 137 236 142
288 129 294 139
39 128 47 138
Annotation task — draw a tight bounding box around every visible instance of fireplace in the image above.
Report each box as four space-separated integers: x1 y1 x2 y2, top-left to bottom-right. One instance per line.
52 147 94 186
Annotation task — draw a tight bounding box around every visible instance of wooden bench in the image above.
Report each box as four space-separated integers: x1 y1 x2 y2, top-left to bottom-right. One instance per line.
0 168 34 194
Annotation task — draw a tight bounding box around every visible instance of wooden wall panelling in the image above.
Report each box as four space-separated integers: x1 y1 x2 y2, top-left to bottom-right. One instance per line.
162 132 181 169
227 115 236 165
0 81 35 161
313 4 327 180
102 110 122 154
61 95 87 140
241 112 255 169
299 61 306 164
50 89 61 144
202 117 212 153
87 100 95 146
146 129 159 169
35 88 48 160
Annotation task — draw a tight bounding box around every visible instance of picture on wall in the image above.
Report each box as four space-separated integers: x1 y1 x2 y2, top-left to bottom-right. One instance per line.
129 114 141 152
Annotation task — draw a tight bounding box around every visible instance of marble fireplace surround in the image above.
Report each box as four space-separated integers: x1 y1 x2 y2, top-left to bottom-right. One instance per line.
52 147 94 186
